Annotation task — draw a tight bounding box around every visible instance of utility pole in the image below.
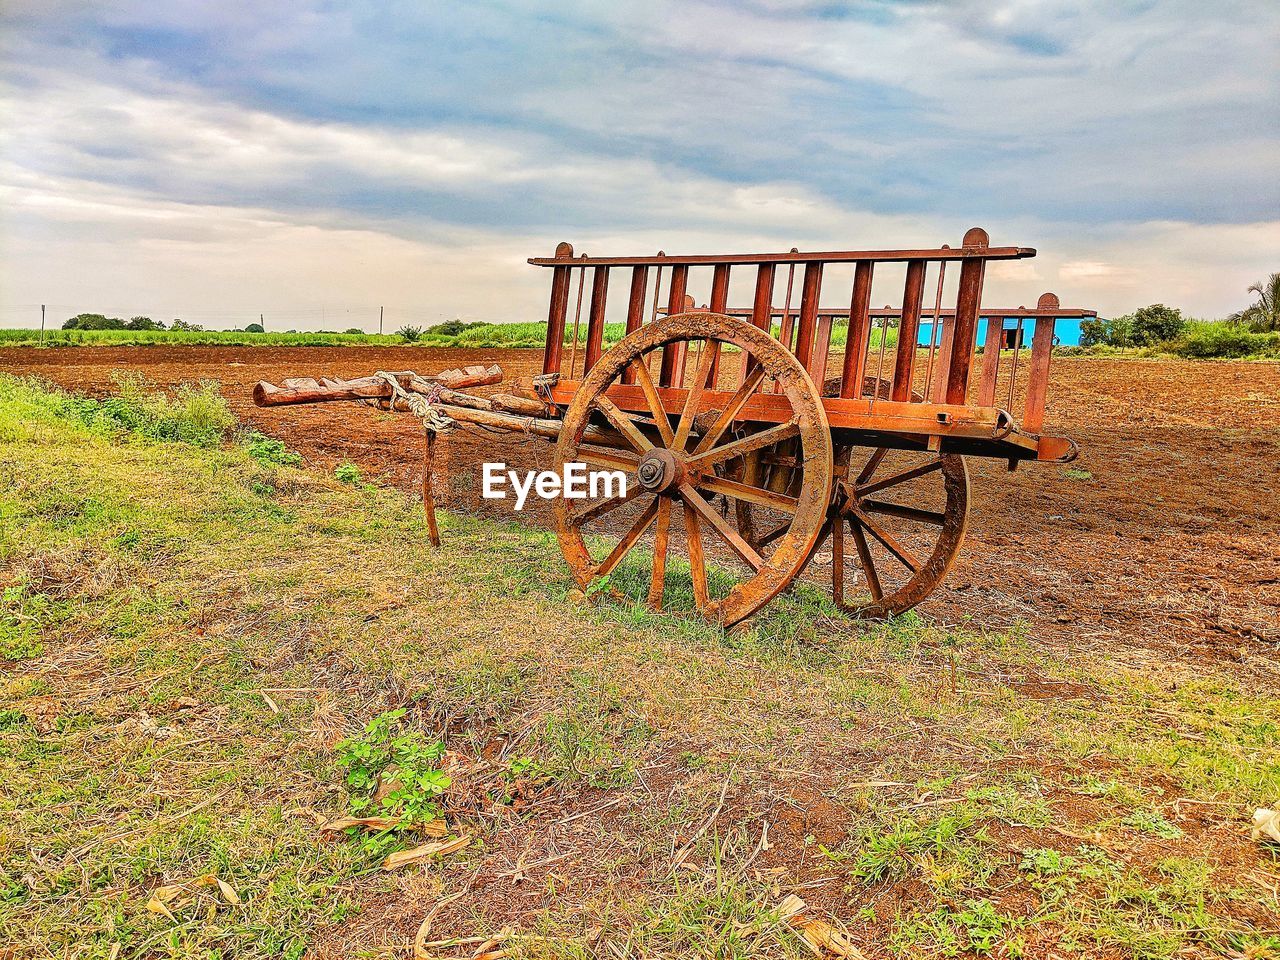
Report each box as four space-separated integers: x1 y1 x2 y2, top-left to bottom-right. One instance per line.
379 305 384 336
40 304 46 347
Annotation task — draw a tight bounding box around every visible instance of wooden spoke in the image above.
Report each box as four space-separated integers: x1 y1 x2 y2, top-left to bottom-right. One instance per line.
697 475 798 514
861 499 947 525
690 365 767 455
631 358 674 447
678 484 764 572
577 447 641 472
849 506 923 573
596 396 654 454
758 520 790 548
856 458 943 496
849 518 883 600
855 447 888 485
571 482 645 527
690 420 800 471
683 504 710 610
648 498 672 607
593 496 661 578
674 341 721 451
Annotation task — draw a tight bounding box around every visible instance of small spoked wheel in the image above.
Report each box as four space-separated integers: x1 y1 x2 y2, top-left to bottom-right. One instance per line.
733 376 969 619
553 312 833 626
822 447 968 618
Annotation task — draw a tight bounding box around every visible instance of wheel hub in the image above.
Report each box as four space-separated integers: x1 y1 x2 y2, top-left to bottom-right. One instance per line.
636 448 682 493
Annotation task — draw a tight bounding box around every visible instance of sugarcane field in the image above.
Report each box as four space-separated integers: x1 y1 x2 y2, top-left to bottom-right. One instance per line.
2 5 1279 960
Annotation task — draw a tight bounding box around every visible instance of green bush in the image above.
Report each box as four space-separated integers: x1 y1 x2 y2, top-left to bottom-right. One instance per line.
244 322 265 333
1128 304 1185 346
62 313 125 331
244 431 302 466
1169 322 1280 359
396 325 423 342
55 373 235 446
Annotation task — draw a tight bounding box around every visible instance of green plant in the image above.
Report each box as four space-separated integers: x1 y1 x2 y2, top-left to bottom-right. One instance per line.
334 462 362 484
335 709 450 827
1228 272 1280 333
1019 847 1077 876
343 327 363 335
1080 315 1135 348
849 810 982 883
396 324 424 342
954 899 1014 953
61 313 124 330
1127 304 1185 346
245 322 265 333
1170 321 1280 359
1122 808 1183 839
1 585 48 661
244 431 302 467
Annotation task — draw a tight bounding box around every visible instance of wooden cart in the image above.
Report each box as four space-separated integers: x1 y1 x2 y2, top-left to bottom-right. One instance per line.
255 227 1084 626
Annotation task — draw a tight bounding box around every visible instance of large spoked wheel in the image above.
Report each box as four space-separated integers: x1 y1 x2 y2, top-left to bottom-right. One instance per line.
554 312 833 627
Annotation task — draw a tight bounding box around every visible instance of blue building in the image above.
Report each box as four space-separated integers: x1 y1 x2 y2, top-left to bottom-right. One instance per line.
917 315 1087 349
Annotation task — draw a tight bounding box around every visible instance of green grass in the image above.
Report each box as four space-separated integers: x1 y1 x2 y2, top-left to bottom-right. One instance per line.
0 317 902 353
2 374 1278 958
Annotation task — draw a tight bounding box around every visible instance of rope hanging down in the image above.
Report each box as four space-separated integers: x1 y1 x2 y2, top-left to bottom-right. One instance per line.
374 371 447 546
373 371 456 433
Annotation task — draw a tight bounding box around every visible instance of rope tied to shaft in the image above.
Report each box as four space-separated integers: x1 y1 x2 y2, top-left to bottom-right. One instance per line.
373 371 456 434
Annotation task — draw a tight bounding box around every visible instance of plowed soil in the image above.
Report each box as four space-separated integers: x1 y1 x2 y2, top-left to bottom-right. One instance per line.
6 344 1278 663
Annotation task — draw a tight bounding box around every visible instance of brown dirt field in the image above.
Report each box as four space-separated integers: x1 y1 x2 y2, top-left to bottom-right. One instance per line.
6 344 1277 667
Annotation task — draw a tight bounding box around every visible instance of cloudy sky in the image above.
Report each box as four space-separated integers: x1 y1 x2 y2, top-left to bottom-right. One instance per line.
2 0 1277 330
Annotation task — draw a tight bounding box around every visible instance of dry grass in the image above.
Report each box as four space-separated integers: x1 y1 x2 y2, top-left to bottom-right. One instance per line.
2 374 1279 959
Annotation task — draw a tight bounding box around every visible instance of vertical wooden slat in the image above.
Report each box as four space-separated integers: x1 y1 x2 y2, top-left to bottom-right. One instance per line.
1022 316 1055 432
810 311 833 387
750 264 775 332
742 264 776 381
777 263 797 350
659 264 688 387
944 258 985 404
619 265 648 385
931 317 955 402
706 263 730 388
840 261 873 398
793 262 823 376
543 264 572 375
977 315 1004 405
582 265 610 374
890 259 926 401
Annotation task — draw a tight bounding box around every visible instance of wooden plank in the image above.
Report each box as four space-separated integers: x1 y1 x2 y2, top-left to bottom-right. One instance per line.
1022 315 1056 433
977 314 1004 406
742 264 776 380
659 264 689 387
548 382 1007 437
707 263 730 387
529 244 1037 267
890 259 925 402
945 256 986 404
840 261 874 398
543 262 572 375
582 265 610 374
794 261 824 377
619 265 648 385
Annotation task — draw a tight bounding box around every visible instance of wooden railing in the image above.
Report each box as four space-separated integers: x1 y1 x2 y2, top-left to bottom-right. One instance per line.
529 228 1086 441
